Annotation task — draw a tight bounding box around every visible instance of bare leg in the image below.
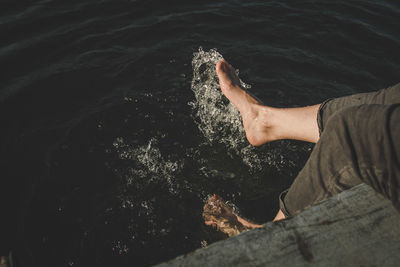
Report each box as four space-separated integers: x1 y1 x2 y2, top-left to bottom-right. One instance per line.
202 195 286 237
273 209 286 222
212 62 400 230
203 195 263 237
204 60 318 235
216 59 320 145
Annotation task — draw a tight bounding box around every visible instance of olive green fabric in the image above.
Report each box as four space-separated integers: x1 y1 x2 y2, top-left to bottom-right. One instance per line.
281 83 400 217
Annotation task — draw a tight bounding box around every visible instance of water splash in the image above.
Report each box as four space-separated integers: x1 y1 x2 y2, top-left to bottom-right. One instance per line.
189 47 262 170
113 137 181 196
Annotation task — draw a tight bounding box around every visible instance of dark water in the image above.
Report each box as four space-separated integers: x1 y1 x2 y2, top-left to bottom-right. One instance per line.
1 0 399 266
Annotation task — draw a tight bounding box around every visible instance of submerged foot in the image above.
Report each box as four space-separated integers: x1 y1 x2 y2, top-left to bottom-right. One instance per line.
216 60 277 146
203 195 262 237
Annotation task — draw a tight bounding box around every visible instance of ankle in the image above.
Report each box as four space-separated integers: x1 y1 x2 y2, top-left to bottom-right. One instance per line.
262 106 291 141
258 105 281 141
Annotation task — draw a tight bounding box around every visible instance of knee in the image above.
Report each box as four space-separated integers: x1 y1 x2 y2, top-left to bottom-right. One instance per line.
321 104 400 162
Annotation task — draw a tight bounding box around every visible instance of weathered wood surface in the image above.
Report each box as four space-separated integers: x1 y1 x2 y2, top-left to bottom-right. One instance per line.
156 184 400 267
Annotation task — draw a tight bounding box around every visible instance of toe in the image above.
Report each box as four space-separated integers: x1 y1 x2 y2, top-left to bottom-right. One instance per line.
216 60 225 75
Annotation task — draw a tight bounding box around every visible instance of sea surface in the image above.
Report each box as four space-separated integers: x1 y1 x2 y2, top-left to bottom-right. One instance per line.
0 0 399 266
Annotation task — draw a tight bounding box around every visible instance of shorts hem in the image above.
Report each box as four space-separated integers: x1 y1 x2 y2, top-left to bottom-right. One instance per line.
279 189 292 218
317 98 333 136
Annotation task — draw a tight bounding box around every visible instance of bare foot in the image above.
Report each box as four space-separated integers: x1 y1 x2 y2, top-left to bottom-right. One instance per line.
216 60 277 146
203 195 262 237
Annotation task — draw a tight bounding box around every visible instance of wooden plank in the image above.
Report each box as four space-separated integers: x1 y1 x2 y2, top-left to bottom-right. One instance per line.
156 184 400 267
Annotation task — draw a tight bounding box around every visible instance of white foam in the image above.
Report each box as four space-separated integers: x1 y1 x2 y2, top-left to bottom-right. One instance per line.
113 137 181 196
189 47 262 170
